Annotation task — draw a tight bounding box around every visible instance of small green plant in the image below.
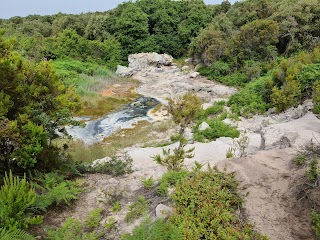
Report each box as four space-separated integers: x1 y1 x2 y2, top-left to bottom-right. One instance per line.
226 147 236 158
0 171 42 230
237 130 249 157
85 208 103 229
141 176 154 190
311 209 320 239
0 227 35 240
46 217 102 240
112 201 121 212
153 144 194 171
307 158 319 185
104 217 116 231
125 196 149 223
153 93 201 171
293 153 308 166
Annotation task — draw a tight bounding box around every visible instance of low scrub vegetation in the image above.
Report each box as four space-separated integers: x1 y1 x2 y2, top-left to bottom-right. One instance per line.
124 167 267 239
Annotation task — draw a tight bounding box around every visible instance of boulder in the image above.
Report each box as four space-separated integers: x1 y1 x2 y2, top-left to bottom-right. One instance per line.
190 72 200 78
115 65 134 77
128 52 173 70
156 204 173 218
198 122 210 131
181 65 189 71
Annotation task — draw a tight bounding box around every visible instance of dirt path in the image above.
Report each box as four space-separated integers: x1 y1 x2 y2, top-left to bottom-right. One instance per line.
217 149 315 240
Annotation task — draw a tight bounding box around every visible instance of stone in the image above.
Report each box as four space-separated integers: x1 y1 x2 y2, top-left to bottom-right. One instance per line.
92 157 112 167
202 103 212 110
128 52 173 70
195 63 204 71
181 65 189 71
115 65 134 77
198 122 210 131
184 58 193 63
156 204 173 218
190 72 200 78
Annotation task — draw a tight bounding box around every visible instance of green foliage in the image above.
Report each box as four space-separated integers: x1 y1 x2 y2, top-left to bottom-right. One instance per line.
228 75 273 117
153 145 194 171
293 153 308 166
313 80 320 114
0 227 35 240
157 170 189 197
125 196 149 223
194 119 240 142
226 147 236 158
0 171 42 230
154 93 201 171
85 208 103 229
91 155 133 176
46 217 102 240
32 173 82 211
170 168 266 239
141 176 154 190
104 217 116 231
112 201 121 212
127 168 267 240
307 158 319 185
311 210 320 239
122 218 183 240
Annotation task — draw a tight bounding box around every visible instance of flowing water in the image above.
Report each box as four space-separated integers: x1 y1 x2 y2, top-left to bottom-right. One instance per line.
66 97 159 144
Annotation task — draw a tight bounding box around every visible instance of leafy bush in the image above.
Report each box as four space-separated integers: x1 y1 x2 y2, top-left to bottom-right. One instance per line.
126 168 267 240
194 119 239 142
313 80 320 114
32 173 82 211
0 227 35 240
85 208 103 229
0 171 42 229
170 168 266 239
121 218 183 240
157 170 189 197
311 210 320 239
46 217 102 240
228 75 273 117
92 155 133 176
141 176 154 190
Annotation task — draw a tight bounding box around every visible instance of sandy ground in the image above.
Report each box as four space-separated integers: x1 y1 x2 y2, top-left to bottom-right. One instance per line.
39 61 320 239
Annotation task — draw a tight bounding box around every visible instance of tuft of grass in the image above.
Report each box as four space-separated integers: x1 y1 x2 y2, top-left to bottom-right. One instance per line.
85 208 103 229
112 201 121 212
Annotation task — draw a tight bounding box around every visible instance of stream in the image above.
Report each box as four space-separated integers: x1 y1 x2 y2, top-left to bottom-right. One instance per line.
66 97 159 144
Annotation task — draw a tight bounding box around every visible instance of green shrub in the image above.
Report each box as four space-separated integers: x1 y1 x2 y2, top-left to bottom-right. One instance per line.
311 210 320 239
157 170 189 197
121 218 183 240
313 80 320 114
307 159 319 185
104 217 116 231
112 201 121 212
32 173 82 211
85 208 103 229
217 72 249 86
125 196 149 223
92 155 133 176
170 168 267 239
0 171 42 229
203 104 224 118
0 227 35 240
46 217 102 240
198 61 230 80
141 176 154 190
194 119 239 142
228 75 273 117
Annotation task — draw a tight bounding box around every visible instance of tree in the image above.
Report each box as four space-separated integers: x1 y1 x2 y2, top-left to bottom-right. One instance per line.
234 19 279 61
153 93 202 170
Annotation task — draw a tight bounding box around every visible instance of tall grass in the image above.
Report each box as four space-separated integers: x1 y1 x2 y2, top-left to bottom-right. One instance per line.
53 58 139 117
